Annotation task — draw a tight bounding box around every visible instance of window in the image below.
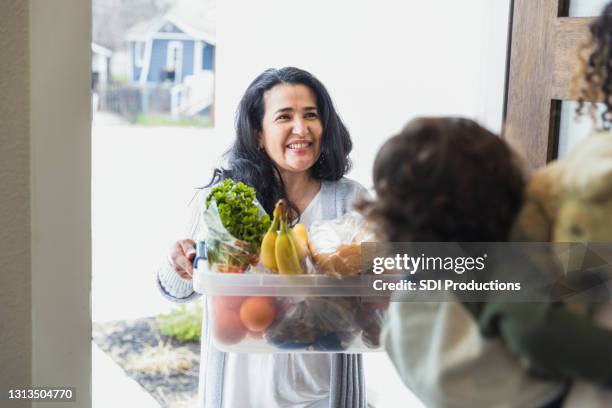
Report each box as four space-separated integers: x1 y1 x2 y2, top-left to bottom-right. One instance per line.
202 43 214 71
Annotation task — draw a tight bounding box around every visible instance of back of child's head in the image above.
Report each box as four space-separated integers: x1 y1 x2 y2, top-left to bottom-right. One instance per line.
357 117 525 242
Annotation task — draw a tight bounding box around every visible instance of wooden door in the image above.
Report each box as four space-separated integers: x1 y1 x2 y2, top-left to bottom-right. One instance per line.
503 0 597 169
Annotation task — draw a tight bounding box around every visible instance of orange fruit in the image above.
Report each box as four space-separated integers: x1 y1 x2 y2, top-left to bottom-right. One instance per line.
213 307 247 345
239 297 276 332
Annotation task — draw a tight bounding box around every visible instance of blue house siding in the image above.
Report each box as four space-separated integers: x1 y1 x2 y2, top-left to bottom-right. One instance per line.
182 40 195 78
146 39 198 83
147 39 170 82
203 44 214 70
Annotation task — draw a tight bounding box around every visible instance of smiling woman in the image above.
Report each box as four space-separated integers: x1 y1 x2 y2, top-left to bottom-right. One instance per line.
157 67 368 408
260 84 322 166
207 67 354 219
259 83 324 212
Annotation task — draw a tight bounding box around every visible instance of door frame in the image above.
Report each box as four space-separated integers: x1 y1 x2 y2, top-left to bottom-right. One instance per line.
502 0 596 168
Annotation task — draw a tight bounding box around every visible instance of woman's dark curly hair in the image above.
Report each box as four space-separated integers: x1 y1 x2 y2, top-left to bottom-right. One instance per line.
575 1 612 129
355 118 525 242
206 67 352 219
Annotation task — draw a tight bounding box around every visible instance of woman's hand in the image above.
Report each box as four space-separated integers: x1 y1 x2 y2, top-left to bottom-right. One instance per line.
170 239 196 279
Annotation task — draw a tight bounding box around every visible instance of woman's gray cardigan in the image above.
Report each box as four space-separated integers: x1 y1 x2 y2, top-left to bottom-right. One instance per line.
157 178 368 408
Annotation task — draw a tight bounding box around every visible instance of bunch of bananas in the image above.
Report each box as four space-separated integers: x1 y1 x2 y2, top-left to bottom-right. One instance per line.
260 200 310 274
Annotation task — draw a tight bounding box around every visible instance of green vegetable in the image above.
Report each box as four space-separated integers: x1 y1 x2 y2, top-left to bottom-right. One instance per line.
206 179 271 246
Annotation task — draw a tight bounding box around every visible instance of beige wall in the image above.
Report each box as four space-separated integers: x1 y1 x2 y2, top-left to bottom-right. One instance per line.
30 0 92 405
1 1 91 406
1 1 31 405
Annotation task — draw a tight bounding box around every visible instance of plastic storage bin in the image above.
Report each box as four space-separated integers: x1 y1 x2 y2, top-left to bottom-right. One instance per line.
193 262 388 353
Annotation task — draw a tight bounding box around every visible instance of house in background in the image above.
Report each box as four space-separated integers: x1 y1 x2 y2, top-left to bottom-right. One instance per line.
125 5 215 85
124 2 215 118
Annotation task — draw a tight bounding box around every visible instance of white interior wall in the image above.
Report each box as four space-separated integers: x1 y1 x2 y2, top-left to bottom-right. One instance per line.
216 0 511 187
478 0 512 134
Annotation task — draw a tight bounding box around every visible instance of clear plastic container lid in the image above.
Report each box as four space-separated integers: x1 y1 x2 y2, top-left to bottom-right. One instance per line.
194 265 389 297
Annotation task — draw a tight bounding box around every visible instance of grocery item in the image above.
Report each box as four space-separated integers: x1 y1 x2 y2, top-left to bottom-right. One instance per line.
290 223 310 261
260 203 281 272
260 200 311 274
264 297 360 351
275 206 304 275
196 270 389 352
239 296 276 332
213 307 247 345
308 212 375 277
197 204 387 353
205 179 271 245
203 179 270 272
313 244 362 277
213 296 245 311
355 301 387 349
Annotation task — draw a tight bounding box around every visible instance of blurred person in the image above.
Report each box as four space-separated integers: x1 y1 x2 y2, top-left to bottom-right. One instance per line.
157 67 368 408
356 118 570 407
358 115 612 407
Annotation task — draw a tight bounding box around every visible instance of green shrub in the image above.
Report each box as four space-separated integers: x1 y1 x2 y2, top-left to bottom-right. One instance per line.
156 300 203 342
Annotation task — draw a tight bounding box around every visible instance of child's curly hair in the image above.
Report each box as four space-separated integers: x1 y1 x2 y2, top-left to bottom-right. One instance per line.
356 118 525 242
575 2 612 129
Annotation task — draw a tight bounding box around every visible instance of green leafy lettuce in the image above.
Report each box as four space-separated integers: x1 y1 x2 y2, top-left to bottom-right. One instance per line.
205 179 271 246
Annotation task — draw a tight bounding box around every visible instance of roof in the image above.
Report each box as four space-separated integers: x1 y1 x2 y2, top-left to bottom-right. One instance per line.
124 0 215 44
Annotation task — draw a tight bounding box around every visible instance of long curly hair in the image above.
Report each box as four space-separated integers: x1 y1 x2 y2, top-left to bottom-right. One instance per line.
355 118 525 242
575 2 612 129
205 67 353 219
